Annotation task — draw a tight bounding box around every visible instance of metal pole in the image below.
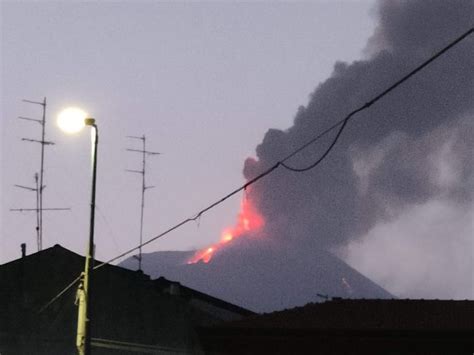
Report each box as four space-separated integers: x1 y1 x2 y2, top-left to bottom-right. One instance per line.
76 119 98 355
125 136 159 271
38 97 46 250
76 273 86 355
138 135 146 270
35 173 41 251
18 97 56 251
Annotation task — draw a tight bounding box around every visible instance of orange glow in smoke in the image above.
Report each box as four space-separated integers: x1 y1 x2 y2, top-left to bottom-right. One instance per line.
187 197 264 264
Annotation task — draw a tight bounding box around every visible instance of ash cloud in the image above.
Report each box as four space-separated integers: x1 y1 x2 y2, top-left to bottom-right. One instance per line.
343 198 473 299
241 0 473 291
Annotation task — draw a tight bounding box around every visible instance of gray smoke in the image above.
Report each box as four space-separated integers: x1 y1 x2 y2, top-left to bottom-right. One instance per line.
241 0 473 267
128 1 473 304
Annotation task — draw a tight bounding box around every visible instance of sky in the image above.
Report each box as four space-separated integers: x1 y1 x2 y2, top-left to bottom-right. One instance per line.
1 0 376 262
1 0 472 301
232 0 473 300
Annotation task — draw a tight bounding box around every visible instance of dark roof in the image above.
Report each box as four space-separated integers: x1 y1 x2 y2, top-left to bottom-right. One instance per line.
154 277 254 316
1 243 82 267
219 298 474 331
199 299 474 355
0 244 252 316
0 244 253 354
0 244 148 279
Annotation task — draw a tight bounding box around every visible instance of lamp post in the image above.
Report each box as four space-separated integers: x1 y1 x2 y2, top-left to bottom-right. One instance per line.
57 108 98 355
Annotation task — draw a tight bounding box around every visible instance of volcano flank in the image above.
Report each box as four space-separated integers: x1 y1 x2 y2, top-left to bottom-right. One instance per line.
121 0 473 306
120 245 392 313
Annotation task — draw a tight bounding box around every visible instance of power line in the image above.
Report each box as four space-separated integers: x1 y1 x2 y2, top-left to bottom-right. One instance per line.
281 26 474 172
281 118 349 172
96 204 122 255
94 26 473 270
38 26 474 312
38 275 82 313
91 337 187 353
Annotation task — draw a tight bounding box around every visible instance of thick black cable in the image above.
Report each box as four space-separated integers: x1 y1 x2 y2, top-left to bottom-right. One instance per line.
96 26 474 268
38 164 282 312
280 27 474 171
93 163 281 270
38 275 81 313
280 114 350 172
38 27 473 312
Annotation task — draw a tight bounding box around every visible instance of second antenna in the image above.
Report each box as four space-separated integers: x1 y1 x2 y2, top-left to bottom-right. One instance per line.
126 135 160 271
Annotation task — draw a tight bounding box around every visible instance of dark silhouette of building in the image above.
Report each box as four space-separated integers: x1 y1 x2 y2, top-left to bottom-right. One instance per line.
199 298 474 354
0 245 253 354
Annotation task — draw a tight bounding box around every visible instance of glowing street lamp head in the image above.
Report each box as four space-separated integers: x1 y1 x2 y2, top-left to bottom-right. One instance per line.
57 107 88 134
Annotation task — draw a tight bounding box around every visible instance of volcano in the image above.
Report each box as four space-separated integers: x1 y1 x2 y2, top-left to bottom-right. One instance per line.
120 243 392 313
121 0 472 307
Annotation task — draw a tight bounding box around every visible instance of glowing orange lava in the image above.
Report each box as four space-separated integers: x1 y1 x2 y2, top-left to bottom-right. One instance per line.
188 197 264 264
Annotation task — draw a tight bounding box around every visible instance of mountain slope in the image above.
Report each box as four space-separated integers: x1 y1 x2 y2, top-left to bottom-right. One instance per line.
120 245 392 313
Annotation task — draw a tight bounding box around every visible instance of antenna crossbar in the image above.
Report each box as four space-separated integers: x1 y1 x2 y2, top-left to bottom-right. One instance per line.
18 116 43 124
22 99 45 106
126 148 161 155
21 138 55 145
14 184 38 192
11 208 71 212
125 169 143 174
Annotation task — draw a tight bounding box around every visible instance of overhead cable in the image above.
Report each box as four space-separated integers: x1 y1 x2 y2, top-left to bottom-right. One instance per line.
281 26 474 171
38 26 473 312
95 26 473 269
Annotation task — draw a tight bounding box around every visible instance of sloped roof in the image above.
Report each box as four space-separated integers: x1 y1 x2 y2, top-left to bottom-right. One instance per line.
1 243 83 267
0 244 251 316
0 244 253 353
154 276 254 316
219 298 474 330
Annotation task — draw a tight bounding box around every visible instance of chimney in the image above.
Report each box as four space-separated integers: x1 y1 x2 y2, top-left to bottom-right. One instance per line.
21 243 26 258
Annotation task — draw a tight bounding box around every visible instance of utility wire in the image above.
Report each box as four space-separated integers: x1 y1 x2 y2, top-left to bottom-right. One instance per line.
38 275 81 313
96 204 122 255
95 26 473 269
281 118 350 172
281 26 474 171
93 162 281 270
38 26 473 312
91 337 188 353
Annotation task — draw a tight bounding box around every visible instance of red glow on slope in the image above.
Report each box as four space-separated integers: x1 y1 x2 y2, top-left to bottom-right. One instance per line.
188 197 264 264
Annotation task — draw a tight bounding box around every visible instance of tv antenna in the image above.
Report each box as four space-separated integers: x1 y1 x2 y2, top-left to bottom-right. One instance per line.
11 97 70 251
126 135 160 271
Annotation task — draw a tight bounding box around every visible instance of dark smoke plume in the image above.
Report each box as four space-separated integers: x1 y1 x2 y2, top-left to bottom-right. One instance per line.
242 0 473 252
129 1 473 306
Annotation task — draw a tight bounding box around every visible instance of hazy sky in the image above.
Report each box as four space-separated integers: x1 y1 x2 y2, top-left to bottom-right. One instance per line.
1 1 376 263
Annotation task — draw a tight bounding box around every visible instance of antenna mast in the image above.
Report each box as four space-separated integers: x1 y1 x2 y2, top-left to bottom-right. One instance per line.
11 97 70 251
11 174 41 250
126 135 160 270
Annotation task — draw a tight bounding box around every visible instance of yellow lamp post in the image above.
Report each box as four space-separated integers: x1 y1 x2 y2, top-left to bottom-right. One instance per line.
57 107 98 355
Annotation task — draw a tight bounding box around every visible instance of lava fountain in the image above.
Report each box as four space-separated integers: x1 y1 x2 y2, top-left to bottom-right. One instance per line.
188 194 264 264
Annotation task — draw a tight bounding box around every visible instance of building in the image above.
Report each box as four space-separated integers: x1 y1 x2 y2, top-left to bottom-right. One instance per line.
199 298 474 354
0 245 253 354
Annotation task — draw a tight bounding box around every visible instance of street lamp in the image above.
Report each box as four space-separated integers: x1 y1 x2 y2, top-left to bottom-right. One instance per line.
57 107 98 355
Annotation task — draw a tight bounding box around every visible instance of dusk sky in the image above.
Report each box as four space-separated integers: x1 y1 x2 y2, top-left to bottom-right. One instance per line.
1 0 472 299
1 1 375 259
